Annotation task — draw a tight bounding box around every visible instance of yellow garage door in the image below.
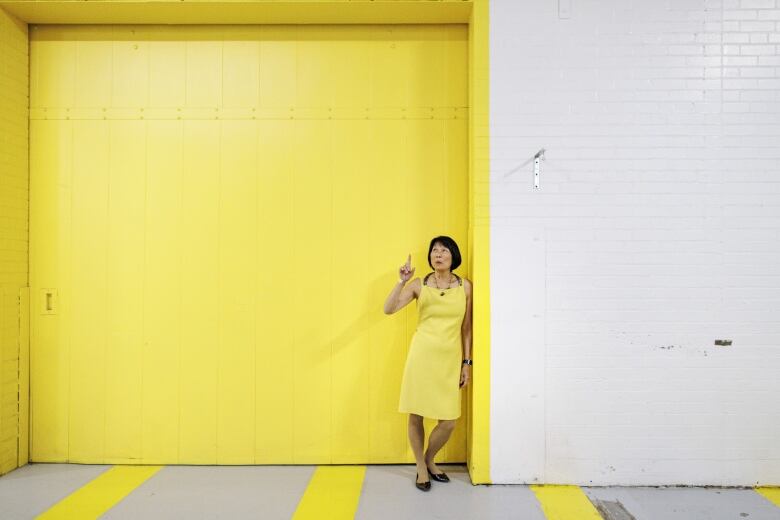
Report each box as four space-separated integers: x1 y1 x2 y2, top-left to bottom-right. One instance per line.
29 24 468 464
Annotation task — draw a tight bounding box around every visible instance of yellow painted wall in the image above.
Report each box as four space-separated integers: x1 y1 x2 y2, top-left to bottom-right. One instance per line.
0 1 472 25
467 0 490 484
29 24 470 464
0 7 28 477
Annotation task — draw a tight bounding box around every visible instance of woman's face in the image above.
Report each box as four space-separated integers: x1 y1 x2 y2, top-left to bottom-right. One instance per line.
430 242 452 270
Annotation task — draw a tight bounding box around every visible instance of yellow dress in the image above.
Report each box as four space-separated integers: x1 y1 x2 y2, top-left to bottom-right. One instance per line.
398 273 466 420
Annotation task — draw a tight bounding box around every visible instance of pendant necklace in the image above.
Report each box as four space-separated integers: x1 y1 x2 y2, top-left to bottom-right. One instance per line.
434 273 453 296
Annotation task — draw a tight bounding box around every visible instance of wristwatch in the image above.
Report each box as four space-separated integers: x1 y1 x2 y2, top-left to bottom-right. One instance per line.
462 359 473 366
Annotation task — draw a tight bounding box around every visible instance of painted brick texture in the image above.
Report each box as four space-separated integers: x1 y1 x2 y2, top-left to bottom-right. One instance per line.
490 0 780 485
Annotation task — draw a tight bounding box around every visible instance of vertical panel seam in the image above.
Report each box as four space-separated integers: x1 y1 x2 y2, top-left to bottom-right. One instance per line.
140 103 147 463
177 118 183 464
104 109 110 463
67 109 74 462
253 116 258 463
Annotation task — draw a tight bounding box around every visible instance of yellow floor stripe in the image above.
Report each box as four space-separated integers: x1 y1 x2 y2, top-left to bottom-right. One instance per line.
756 486 780 508
36 465 163 519
530 484 603 520
292 465 366 520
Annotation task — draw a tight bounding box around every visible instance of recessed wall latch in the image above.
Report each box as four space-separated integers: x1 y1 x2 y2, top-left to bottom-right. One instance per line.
41 289 58 314
714 339 732 346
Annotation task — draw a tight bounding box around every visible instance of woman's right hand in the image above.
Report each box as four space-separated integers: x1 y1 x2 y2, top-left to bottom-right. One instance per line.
399 254 415 283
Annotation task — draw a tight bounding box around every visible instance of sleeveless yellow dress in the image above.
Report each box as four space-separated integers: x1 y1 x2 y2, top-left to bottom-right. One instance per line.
398 273 466 420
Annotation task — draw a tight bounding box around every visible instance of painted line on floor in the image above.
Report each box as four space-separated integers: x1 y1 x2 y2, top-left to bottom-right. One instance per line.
756 486 780 508
292 465 366 520
35 465 163 519
530 484 604 520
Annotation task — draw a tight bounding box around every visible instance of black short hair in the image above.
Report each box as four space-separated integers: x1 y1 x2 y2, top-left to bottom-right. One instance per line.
427 235 462 271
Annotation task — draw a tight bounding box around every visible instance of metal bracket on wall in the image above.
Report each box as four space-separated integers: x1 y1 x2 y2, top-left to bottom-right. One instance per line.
533 148 545 189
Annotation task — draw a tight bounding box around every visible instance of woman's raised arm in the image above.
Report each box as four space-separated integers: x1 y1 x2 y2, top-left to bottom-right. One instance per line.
384 254 419 314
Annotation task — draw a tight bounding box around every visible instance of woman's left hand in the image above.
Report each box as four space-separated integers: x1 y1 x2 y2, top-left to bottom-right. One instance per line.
459 365 471 388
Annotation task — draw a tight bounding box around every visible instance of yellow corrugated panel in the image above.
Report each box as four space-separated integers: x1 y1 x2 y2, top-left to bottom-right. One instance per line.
0 6 28 478
29 24 469 465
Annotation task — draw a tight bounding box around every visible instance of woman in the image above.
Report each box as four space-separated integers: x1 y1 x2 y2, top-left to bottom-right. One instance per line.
383 236 473 492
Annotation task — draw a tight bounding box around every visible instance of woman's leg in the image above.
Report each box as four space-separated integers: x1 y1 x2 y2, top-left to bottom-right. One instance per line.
424 419 457 473
408 414 428 483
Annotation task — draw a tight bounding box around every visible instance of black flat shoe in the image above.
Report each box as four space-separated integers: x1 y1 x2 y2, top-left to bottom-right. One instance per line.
427 468 450 483
415 472 431 491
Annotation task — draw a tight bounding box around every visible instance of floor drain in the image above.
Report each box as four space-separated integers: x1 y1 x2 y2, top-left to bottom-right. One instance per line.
592 499 637 520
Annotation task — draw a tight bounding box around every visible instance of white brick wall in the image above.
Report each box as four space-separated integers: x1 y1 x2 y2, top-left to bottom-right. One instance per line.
0 7 28 477
490 0 780 485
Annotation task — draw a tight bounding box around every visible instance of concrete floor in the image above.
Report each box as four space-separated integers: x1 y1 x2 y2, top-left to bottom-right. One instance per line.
1 463 778 519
